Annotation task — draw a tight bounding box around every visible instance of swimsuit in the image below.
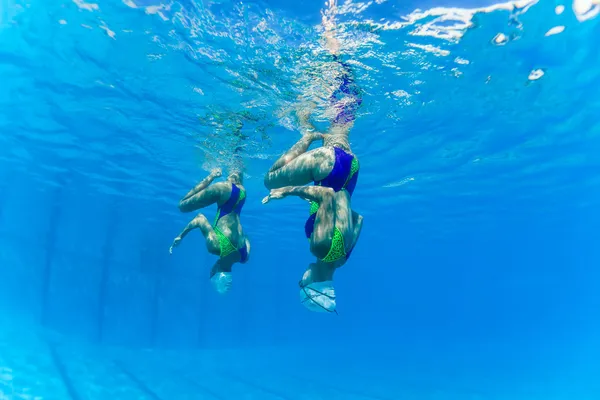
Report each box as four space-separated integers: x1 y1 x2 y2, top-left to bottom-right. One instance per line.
330 55 362 125
213 184 248 262
304 147 360 263
304 56 362 263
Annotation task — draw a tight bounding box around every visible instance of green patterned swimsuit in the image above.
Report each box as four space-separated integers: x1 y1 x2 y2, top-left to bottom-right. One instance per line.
304 147 360 263
213 184 248 262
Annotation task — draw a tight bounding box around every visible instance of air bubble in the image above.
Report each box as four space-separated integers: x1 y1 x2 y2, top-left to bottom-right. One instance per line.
528 69 545 81
545 26 565 36
573 0 600 21
555 5 565 14
492 33 508 45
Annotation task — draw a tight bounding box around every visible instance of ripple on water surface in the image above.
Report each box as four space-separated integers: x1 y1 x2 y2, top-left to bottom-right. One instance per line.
0 0 598 232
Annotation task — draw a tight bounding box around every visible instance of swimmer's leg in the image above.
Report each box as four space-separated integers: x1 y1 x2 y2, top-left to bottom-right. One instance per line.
179 168 230 212
179 184 227 213
266 132 323 175
263 186 335 259
170 213 220 255
181 169 222 201
264 146 335 190
296 101 319 134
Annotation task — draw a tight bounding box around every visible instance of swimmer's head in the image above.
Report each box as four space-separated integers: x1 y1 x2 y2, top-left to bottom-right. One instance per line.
210 260 233 294
227 170 243 185
299 280 337 313
211 272 233 294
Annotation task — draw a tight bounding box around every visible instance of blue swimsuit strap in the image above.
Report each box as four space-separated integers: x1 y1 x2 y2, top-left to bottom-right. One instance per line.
345 168 359 196
216 184 241 221
316 147 355 192
232 189 245 215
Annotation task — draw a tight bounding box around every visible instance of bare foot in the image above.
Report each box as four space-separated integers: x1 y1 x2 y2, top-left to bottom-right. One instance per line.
296 102 318 133
169 236 182 254
262 189 287 204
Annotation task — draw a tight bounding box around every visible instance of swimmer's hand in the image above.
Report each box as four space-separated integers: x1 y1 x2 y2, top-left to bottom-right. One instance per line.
262 189 286 204
169 236 182 254
261 195 271 204
210 168 222 178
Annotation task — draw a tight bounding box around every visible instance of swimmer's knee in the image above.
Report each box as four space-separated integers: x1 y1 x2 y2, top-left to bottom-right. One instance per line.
194 213 209 225
314 187 334 207
321 187 335 200
178 202 192 213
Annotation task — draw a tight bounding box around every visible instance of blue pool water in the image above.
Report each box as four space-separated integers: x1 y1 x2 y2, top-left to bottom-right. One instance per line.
1 0 600 398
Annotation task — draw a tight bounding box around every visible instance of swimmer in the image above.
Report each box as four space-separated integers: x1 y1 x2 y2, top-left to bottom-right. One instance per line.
170 168 250 294
262 2 363 313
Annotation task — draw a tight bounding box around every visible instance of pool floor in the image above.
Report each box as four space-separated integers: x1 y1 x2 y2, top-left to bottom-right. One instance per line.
0 323 597 400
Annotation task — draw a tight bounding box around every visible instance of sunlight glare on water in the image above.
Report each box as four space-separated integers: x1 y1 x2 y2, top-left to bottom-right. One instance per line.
1 0 598 237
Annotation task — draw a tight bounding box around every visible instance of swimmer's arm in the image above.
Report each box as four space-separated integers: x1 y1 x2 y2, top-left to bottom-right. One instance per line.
263 185 334 204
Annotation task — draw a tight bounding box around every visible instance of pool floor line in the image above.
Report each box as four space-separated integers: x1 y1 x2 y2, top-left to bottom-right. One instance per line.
226 372 290 400
149 277 160 347
284 372 398 400
97 214 119 344
113 360 164 400
169 369 227 400
45 341 82 400
40 186 65 327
